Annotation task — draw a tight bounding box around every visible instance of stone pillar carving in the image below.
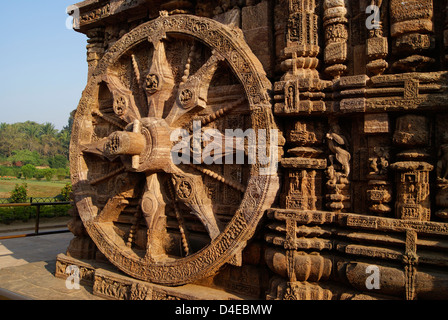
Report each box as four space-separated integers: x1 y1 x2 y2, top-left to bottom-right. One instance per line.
280 120 327 210
391 115 434 221
104 24 128 52
325 117 351 213
274 0 328 116
364 113 393 217
391 162 433 221
86 27 105 79
323 0 349 79
403 229 418 300
366 0 389 75
390 0 435 72
281 0 320 82
265 211 333 300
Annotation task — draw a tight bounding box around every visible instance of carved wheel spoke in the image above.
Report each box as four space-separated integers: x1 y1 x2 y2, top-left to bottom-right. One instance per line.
169 168 224 240
103 73 142 123
144 40 175 119
165 50 224 126
71 14 279 286
141 173 168 260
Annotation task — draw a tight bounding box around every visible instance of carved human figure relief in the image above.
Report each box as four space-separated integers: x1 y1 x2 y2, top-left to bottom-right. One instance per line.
369 147 390 176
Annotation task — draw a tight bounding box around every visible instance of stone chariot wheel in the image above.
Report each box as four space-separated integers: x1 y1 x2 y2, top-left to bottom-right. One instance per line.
70 14 279 286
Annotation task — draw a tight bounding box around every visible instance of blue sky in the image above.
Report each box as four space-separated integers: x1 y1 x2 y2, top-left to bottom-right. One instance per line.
0 0 88 130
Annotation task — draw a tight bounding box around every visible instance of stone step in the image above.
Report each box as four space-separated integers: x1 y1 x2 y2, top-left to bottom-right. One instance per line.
55 254 255 301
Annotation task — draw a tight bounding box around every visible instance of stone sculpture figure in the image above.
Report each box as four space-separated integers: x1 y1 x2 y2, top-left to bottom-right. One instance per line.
370 147 390 176
326 119 351 177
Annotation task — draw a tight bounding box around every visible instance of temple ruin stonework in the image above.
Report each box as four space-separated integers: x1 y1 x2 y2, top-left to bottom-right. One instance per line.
56 0 448 300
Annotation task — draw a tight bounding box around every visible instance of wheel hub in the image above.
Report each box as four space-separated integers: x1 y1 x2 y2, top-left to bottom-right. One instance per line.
104 117 174 173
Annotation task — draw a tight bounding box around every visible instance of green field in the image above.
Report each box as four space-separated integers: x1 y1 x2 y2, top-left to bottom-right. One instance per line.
0 178 72 224
0 178 70 199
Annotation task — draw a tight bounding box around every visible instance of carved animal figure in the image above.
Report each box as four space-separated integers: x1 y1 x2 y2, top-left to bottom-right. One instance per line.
326 121 351 177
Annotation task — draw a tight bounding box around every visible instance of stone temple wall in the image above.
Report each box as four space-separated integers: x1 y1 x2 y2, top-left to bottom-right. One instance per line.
60 0 448 300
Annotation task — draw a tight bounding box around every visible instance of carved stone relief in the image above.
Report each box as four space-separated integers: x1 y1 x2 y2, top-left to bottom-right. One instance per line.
65 0 448 301
70 13 279 286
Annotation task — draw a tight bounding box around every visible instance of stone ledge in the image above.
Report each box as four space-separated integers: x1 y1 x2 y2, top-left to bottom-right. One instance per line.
55 254 253 300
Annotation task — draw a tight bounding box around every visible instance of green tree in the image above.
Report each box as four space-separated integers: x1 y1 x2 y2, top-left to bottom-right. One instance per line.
48 155 68 169
59 111 75 159
10 183 28 203
34 169 45 181
0 124 21 157
23 122 42 152
21 164 36 180
0 166 20 177
7 150 44 166
58 130 71 159
59 183 72 201
42 168 55 181
56 168 67 180
0 116 72 167
41 123 57 136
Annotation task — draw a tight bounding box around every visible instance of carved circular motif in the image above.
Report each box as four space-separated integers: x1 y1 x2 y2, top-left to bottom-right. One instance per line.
70 14 278 286
176 180 193 200
104 132 121 156
179 89 193 107
113 96 128 116
145 74 159 94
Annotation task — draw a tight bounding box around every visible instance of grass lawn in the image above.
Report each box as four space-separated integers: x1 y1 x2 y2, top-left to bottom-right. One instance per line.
0 178 73 224
0 178 70 199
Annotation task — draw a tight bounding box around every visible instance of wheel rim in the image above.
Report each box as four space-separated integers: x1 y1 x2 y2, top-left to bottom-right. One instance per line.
70 14 279 286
